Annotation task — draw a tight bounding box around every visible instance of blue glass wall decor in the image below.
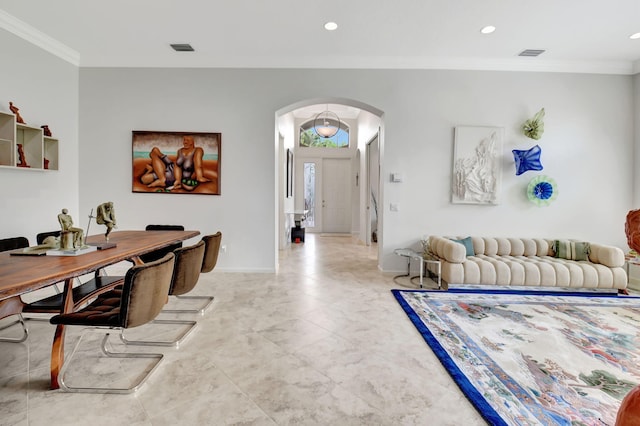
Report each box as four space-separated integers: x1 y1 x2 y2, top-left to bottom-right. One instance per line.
527 175 558 206
512 144 543 176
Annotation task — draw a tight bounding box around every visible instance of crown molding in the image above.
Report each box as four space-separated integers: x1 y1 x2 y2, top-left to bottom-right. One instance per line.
0 10 79 66
79 54 635 75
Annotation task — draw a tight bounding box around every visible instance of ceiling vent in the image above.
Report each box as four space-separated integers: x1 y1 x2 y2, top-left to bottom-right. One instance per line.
518 49 545 57
170 43 194 52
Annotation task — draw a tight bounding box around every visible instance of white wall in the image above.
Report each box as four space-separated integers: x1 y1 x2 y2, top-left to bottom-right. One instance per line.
76 68 634 273
0 29 79 244
381 70 633 271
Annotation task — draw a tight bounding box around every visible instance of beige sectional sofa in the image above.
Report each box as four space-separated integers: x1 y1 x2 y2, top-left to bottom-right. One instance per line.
426 236 627 290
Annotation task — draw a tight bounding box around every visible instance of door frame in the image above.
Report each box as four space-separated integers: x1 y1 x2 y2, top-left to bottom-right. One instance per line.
365 132 380 246
275 97 384 271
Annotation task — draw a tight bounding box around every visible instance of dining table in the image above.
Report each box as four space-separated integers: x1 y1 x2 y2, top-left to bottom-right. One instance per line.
0 229 200 389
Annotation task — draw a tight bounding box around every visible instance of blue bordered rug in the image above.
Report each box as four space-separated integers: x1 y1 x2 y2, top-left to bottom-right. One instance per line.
392 288 640 425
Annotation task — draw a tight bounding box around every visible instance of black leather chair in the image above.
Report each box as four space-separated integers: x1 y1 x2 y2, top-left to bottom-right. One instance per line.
22 230 124 315
138 224 185 263
0 236 29 342
49 253 176 393
36 230 60 244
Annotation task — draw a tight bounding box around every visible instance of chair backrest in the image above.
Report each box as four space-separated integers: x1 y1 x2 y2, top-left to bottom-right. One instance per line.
0 236 29 252
145 224 185 231
201 232 222 273
37 230 61 245
139 224 185 263
120 252 175 329
169 240 206 296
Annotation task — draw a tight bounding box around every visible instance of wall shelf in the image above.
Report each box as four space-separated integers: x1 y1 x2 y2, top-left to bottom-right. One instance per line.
0 111 58 170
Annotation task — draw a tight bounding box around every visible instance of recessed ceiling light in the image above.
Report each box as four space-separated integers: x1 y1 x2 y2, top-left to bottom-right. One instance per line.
480 25 496 34
324 22 338 31
630 32 640 40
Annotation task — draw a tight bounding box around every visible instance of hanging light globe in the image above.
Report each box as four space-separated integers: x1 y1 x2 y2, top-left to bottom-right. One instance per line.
313 109 340 138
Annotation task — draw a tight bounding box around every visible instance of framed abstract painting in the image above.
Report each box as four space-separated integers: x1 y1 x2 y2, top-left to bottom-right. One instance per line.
132 131 221 195
451 126 503 205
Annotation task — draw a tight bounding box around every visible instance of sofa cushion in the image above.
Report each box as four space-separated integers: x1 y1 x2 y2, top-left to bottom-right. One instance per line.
553 240 591 261
451 237 475 256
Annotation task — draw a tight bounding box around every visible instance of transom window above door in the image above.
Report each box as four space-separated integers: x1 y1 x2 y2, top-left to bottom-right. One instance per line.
299 119 349 148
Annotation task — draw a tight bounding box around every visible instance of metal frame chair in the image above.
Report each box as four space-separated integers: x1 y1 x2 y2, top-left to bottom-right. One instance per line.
122 240 205 348
22 230 124 318
164 232 221 315
49 253 175 393
0 236 29 342
138 224 185 263
0 297 28 343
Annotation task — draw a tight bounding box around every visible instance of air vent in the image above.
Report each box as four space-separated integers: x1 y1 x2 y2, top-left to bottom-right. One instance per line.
170 43 194 52
518 49 545 57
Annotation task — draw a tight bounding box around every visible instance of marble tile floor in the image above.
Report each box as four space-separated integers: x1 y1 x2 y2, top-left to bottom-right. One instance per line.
0 234 485 426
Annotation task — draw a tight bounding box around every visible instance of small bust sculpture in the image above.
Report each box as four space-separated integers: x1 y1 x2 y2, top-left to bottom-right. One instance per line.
96 201 117 241
58 208 84 249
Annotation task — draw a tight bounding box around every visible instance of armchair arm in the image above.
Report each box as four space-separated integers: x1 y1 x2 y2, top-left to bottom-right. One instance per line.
428 236 467 263
588 243 625 268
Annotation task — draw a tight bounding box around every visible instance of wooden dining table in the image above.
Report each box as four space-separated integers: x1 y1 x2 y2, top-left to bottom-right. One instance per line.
0 229 200 389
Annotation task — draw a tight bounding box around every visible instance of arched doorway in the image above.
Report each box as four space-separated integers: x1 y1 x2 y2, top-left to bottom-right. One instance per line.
274 98 384 270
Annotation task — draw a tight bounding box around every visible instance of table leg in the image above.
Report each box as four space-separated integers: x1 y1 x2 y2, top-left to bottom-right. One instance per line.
50 277 74 390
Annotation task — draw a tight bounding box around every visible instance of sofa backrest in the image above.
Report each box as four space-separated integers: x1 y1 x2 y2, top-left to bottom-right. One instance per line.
469 237 552 257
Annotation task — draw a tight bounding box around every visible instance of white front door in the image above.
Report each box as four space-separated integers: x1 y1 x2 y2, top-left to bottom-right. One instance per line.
322 158 351 233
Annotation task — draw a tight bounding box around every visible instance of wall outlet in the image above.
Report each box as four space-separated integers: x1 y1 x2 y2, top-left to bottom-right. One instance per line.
390 203 399 212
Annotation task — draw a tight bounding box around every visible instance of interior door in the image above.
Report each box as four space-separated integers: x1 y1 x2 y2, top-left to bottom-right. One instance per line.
322 158 351 233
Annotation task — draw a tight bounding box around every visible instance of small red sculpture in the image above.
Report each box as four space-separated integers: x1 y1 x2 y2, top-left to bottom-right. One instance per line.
41 125 52 136
16 143 29 168
9 101 25 124
625 209 640 253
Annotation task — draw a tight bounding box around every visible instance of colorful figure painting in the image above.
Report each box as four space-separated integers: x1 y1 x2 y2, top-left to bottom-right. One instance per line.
132 131 221 195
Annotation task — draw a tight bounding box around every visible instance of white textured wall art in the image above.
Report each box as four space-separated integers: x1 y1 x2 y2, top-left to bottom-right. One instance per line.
451 126 503 205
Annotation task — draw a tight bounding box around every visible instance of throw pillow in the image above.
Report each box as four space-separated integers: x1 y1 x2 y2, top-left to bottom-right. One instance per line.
451 237 475 257
553 240 591 261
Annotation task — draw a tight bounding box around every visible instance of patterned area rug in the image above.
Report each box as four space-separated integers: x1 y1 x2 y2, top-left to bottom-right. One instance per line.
392 289 640 426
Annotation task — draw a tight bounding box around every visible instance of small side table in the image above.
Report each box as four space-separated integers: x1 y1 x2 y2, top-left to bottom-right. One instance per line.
422 251 442 289
626 257 640 290
393 248 426 288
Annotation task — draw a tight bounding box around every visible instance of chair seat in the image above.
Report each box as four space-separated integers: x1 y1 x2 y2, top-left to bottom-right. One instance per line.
23 276 124 313
50 289 122 327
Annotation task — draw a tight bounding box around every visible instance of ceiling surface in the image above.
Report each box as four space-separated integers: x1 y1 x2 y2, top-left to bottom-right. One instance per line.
0 1 639 74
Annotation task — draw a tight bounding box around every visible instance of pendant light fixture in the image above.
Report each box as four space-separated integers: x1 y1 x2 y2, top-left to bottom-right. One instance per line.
313 105 340 138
